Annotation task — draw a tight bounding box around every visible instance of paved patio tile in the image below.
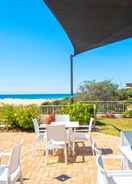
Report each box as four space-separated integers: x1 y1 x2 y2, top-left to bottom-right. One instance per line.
0 132 120 184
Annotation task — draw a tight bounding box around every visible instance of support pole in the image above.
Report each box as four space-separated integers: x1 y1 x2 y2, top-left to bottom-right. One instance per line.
70 54 74 103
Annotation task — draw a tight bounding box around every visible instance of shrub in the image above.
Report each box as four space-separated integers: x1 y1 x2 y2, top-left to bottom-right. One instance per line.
58 103 94 125
1 105 17 128
123 110 132 118
1 105 40 130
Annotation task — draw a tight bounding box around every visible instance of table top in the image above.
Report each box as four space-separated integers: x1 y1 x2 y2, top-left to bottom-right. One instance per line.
39 121 79 128
119 145 132 163
51 121 79 128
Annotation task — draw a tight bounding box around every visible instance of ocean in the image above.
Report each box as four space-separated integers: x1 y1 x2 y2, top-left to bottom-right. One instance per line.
0 94 71 100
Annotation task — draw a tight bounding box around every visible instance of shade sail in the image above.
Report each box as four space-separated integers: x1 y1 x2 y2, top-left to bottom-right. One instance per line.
43 0 132 55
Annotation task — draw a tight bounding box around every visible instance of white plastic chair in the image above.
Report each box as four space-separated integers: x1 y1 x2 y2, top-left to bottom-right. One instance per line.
96 149 132 184
120 131 132 169
32 118 46 157
55 114 70 122
93 140 124 167
72 117 94 154
120 131 132 146
45 124 68 165
0 140 23 184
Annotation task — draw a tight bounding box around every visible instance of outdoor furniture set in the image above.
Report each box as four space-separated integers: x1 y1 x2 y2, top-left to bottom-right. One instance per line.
32 114 94 164
1 116 132 184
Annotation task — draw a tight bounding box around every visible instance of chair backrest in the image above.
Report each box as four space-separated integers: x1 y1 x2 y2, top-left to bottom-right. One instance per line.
55 114 70 122
96 154 110 184
121 131 132 146
92 140 96 151
89 117 94 132
47 124 66 142
8 140 23 175
32 118 40 135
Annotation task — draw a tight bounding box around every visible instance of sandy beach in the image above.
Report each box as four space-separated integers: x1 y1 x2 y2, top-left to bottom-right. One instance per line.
0 99 53 106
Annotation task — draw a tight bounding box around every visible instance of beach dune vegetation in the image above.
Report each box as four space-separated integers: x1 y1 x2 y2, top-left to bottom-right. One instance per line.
0 105 40 130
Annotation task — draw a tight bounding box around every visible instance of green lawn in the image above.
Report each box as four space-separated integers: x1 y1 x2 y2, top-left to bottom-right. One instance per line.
96 118 132 136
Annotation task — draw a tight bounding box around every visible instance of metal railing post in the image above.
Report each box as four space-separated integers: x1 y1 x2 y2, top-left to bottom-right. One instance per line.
70 54 74 103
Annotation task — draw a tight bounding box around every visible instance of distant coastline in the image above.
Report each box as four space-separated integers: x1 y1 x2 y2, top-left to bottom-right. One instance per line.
0 94 71 106
0 94 71 100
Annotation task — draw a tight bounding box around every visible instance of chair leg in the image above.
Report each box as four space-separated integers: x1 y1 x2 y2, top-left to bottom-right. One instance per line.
19 170 23 184
91 140 95 156
92 149 95 156
72 141 75 155
89 137 94 155
64 144 68 164
82 142 85 162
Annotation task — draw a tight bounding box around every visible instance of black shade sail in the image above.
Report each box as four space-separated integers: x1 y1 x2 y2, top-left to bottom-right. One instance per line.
43 0 132 55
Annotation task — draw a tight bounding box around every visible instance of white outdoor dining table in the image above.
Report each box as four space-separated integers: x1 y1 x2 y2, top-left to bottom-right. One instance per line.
119 145 132 169
51 121 79 128
39 121 79 129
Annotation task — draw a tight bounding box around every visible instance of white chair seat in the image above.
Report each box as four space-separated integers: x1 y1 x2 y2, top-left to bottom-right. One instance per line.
45 125 68 164
108 170 132 183
74 132 90 141
108 175 132 184
0 165 8 182
10 166 21 182
71 118 94 155
0 164 21 183
32 119 47 157
0 141 23 184
108 170 132 176
96 148 132 184
39 133 47 140
47 140 65 149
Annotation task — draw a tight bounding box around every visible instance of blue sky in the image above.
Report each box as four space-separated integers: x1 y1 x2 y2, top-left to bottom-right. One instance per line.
0 0 132 94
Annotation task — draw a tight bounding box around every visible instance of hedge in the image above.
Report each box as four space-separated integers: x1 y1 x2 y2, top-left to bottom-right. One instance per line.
0 103 95 129
0 105 40 130
58 103 95 125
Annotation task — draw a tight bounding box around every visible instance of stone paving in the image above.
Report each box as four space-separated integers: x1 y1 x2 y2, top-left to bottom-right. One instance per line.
0 132 121 184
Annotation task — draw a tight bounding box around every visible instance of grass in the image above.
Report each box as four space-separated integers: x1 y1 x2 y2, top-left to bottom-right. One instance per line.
96 118 132 136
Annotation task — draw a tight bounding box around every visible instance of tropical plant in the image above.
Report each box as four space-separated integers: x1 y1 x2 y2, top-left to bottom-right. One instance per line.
123 110 132 118
1 105 40 130
58 103 95 125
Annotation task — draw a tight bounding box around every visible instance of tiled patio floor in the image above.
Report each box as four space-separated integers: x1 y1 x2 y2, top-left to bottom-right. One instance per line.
0 132 121 184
